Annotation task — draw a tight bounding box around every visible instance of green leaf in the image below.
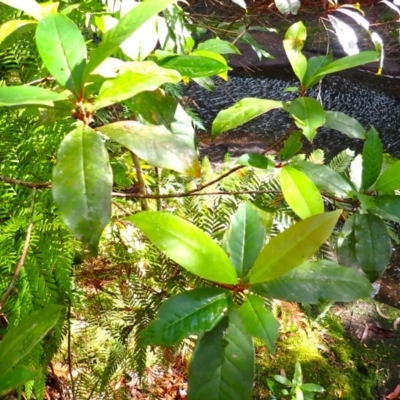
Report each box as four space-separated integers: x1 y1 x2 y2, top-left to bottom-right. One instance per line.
84 0 178 79
239 294 279 353
328 15 359 56
188 304 254 400
98 121 200 177
0 20 37 50
251 260 373 303
0 86 69 109
249 210 341 283
280 131 303 161
337 215 359 269
302 54 332 89
362 127 383 191
324 111 366 139
0 0 42 20
283 21 307 83
0 366 40 397
223 202 265 278
354 213 392 281
273 375 292 386
52 124 112 254
293 160 354 198
159 55 229 78
275 0 301 15
374 160 400 191
235 153 274 169
129 211 237 284
0 305 62 375
280 166 324 219
293 361 303 386
94 61 181 110
140 288 229 346
212 98 283 138
313 51 378 77
289 97 325 142
197 38 240 55
301 383 325 393
36 14 87 96
374 195 400 223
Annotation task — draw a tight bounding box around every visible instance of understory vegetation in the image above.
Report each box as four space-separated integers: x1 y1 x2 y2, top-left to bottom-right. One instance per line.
1 0 400 399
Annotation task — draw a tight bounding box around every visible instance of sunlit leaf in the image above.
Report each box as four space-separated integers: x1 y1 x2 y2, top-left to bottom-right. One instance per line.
212 98 283 138
0 0 42 20
129 212 238 284
251 260 373 302
335 8 370 30
231 0 247 8
98 121 200 177
374 160 400 191
140 288 229 346
53 124 112 254
362 127 383 191
239 294 279 353
324 111 366 139
275 0 300 15
191 50 230 80
329 15 359 55
249 210 341 283
0 20 36 50
188 304 254 400
235 153 274 169
36 14 87 96
197 38 240 55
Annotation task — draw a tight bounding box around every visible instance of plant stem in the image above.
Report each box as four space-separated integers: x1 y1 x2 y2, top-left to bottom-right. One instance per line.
131 151 149 210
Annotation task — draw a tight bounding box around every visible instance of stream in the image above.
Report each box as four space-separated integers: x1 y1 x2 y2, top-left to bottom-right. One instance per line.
187 67 400 309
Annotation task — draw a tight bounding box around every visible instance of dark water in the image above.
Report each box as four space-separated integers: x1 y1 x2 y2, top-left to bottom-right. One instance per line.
188 69 400 308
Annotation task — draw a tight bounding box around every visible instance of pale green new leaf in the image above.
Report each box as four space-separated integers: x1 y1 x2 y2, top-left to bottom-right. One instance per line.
280 166 324 219
239 294 279 353
0 305 63 375
129 212 238 284
362 127 383 191
36 14 87 96
84 0 178 79
223 202 265 278
212 98 283 138
140 288 229 346
283 21 307 83
52 124 112 254
197 39 240 55
374 160 400 191
0 20 37 50
0 0 42 20
289 97 325 142
94 61 181 110
188 304 254 400
98 121 200 177
324 111 366 139
249 210 341 283
251 260 373 303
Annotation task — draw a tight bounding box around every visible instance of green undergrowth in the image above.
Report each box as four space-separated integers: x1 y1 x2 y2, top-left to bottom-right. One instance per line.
253 300 400 399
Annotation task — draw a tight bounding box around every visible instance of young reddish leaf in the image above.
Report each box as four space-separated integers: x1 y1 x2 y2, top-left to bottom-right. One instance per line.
129 211 238 284
52 124 112 254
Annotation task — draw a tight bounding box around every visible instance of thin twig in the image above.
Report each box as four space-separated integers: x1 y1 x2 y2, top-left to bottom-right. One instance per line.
67 300 76 400
0 175 51 188
26 76 56 86
0 188 37 311
131 152 149 210
112 201 131 215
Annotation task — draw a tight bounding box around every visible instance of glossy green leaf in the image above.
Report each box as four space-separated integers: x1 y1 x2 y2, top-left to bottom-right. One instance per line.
98 121 200 177
197 38 240 55
140 288 229 346
0 366 40 397
302 54 332 89
94 61 181 110
354 213 391 281
313 51 378 77
0 20 36 50
293 160 354 198
84 0 178 79
280 166 324 219
0 86 69 109
289 97 325 142
301 383 325 393
324 111 366 139
349 154 363 192
235 153 274 169
249 210 341 283
192 50 230 80
362 127 383 191
272 374 292 386
283 21 307 83
374 195 400 223
374 160 400 191
188 304 254 400
239 294 279 353
36 14 87 96
0 305 62 375
336 215 359 269
129 211 237 284
251 260 373 303
0 0 42 20
160 55 229 78
212 98 283 138
52 124 112 254
280 131 302 161
223 202 265 278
